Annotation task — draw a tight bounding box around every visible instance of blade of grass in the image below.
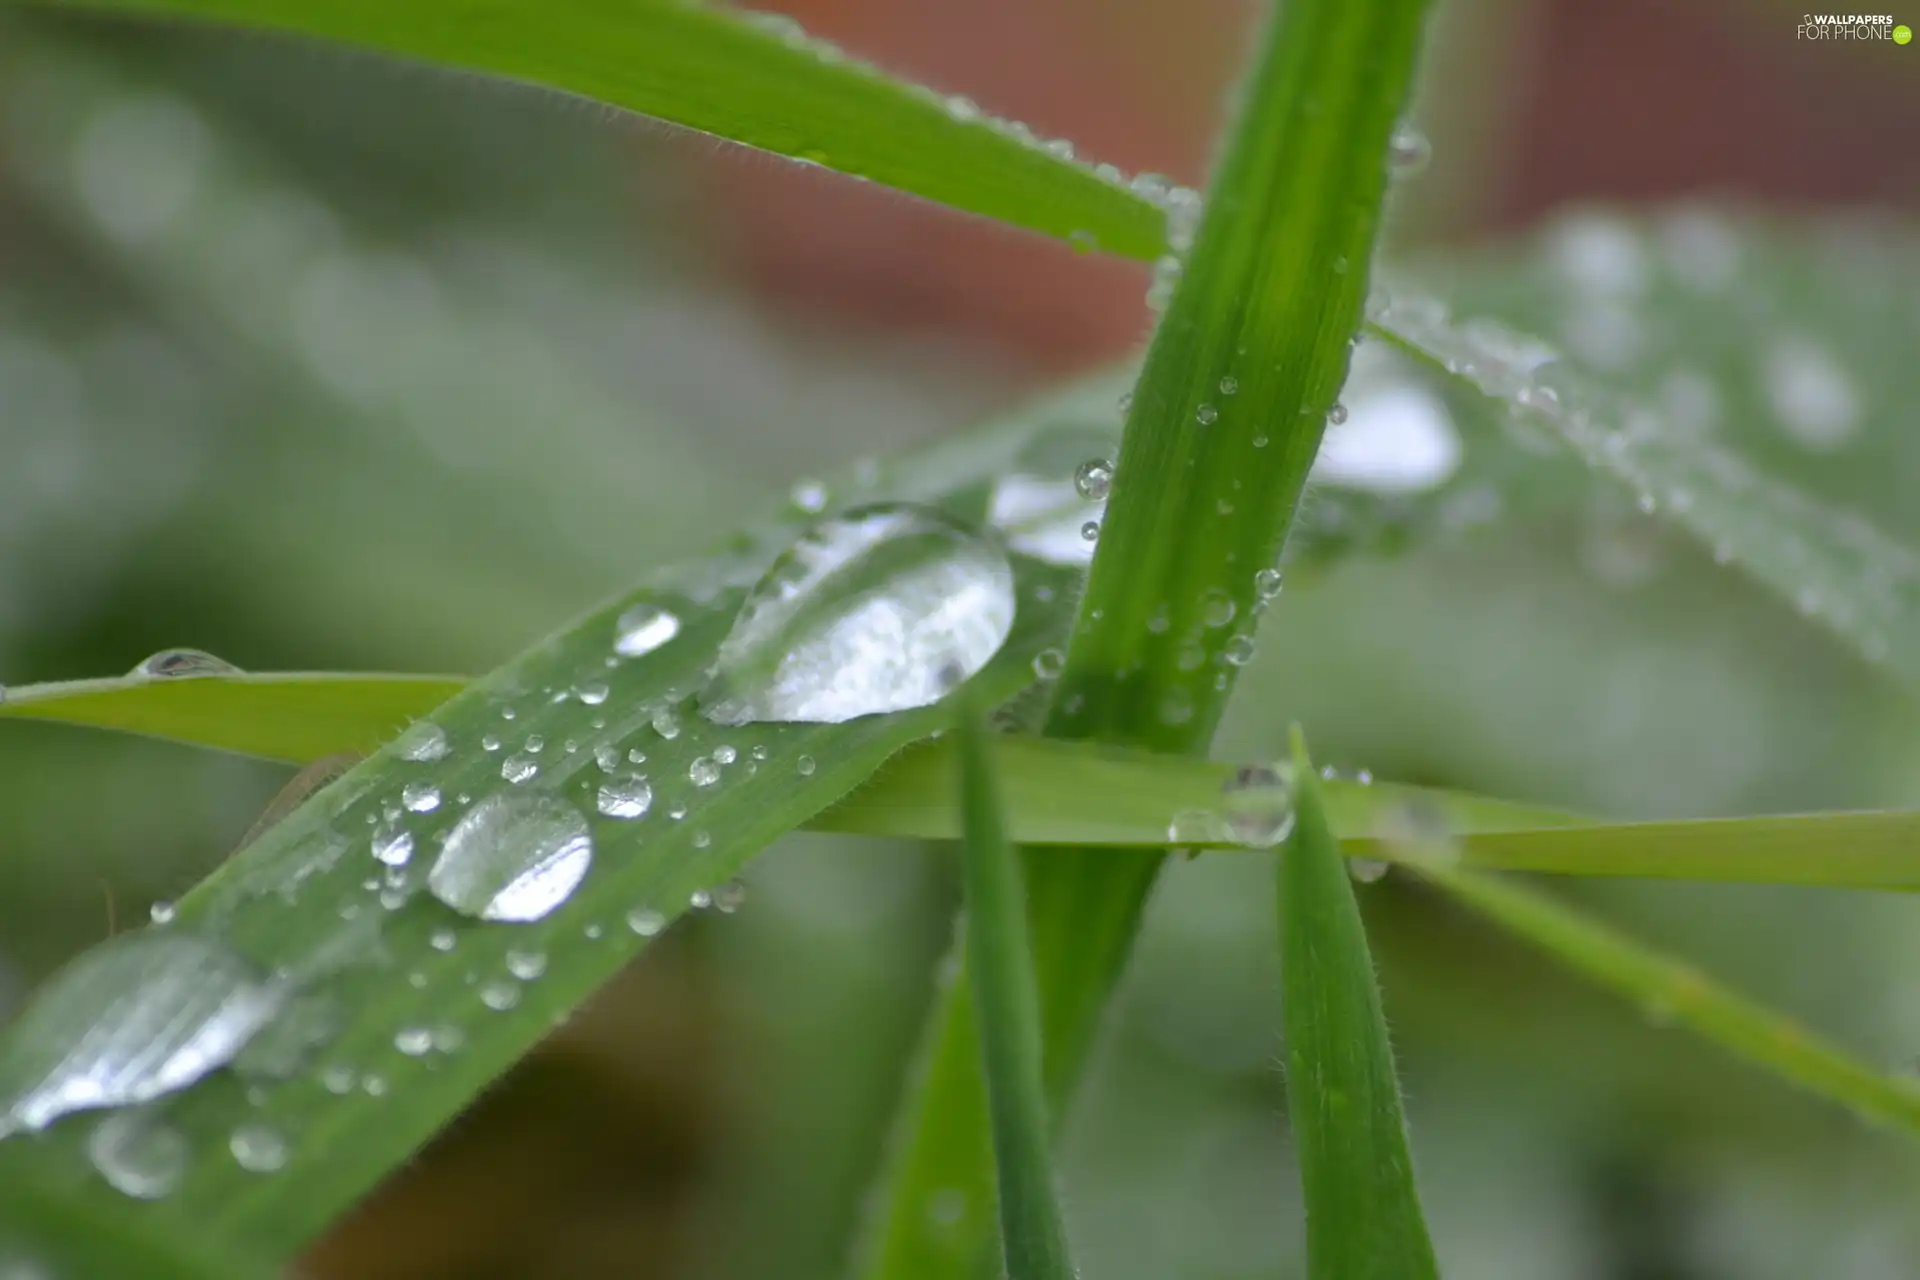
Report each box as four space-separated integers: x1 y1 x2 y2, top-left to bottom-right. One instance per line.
1398 851 1920 1135
859 0 1435 1270
47 0 1166 258
10 676 1920 890
0 1163 276 1279
0 673 462 763
954 705 1074 1280
1279 728 1438 1280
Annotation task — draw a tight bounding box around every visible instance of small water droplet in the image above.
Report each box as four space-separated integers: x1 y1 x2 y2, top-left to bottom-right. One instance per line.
1348 857 1390 884
1327 402 1348 426
429 927 457 953
480 981 519 1011
713 880 747 913
614 603 682 658
370 823 414 867
394 1028 432 1057
596 775 653 820
693 830 713 850
1254 568 1284 602
396 722 449 762
320 1065 356 1095
1223 634 1257 666
702 505 1015 726
0 933 284 1135
626 907 666 937
1032 648 1065 680
1080 520 1101 542
714 745 738 766
362 1074 388 1097
229 1123 288 1173
427 794 594 924
88 1110 187 1200
1388 122 1430 175
505 949 546 981
401 782 441 814
1201 589 1236 628
523 735 545 754
593 744 623 772
575 682 610 707
1220 765 1295 847
690 889 714 911
148 900 175 925
790 477 830 513
689 757 722 787
651 707 681 740
129 648 241 679
481 733 502 752
797 755 817 777
1219 375 1239 396
500 752 539 784
1195 404 1218 426
1073 458 1114 502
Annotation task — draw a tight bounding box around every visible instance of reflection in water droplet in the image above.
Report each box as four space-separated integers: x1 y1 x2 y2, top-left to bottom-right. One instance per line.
614 603 682 658
596 775 653 820
229 1122 288 1173
1220 765 1296 847
396 722 449 762
0 933 283 1135
703 505 1015 726
88 1109 187 1200
129 648 241 679
427 794 594 923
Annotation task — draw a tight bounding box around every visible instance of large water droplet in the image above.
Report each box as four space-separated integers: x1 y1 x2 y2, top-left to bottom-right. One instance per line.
128 648 241 680
613 602 682 658
0 933 284 1135
401 782 441 814
395 722 449 762
1073 458 1113 501
1219 765 1295 847
87 1109 187 1200
703 505 1015 726
427 794 594 923
596 775 653 820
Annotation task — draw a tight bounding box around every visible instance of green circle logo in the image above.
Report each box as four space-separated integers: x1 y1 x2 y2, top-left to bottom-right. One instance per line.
1897 23 1913 43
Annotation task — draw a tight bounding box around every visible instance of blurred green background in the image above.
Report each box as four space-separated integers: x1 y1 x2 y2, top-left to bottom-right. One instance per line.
1 0 1918 1275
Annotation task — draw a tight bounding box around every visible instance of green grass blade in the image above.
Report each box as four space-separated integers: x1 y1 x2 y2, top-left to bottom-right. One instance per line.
1279 728 1439 1280
0 673 462 763
1401 853 1920 1136
47 0 1166 258
0 1163 276 1278
858 0 1434 1271
0 418 1100 1258
954 707 1074 1280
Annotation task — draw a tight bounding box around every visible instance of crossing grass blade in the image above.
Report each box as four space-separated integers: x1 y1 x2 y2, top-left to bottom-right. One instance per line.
46 0 1166 258
857 0 1436 1269
1278 728 1439 1280
953 706 1074 1280
1398 851 1920 1136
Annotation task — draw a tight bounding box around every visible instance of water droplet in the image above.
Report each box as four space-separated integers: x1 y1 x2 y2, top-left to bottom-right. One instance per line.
1388 122 1430 175
320 1065 356 1095
430 1025 464 1054
129 648 241 679
1223 634 1257 666
362 1073 388 1097
1220 765 1295 847
480 981 519 1011
394 1028 432 1057
370 823 414 867
596 775 653 820
614 603 682 658
427 794 594 924
1201 590 1236 628
693 830 713 850
714 745 738 766
790 477 830 513
229 1123 288 1173
0 933 284 1135
1219 375 1239 396
401 782 441 814
651 707 682 740
592 745 623 772
1080 520 1101 542
689 757 722 787
523 735 545 754
1761 335 1860 450
1073 458 1114 501
703 505 1015 726
396 722 449 762
481 734 502 752
1254 568 1284 601
626 907 666 937
797 755 817 777
88 1110 187 1199
713 880 747 913
1327 402 1348 426
1348 858 1390 884
628 747 649 765
148 900 175 926
505 949 546 981
429 927 458 953
1166 808 1229 848
500 752 539 784
1031 648 1065 680
575 682 610 706
1195 404 1219 426
690 889 714 911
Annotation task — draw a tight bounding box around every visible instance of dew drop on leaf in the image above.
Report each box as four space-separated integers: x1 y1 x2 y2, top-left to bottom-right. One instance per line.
1073 458 1113 501
505 949 546 981
1387 122 1430 175
613 603 682 658
228 1122 288 1173
395 722 449 763
702 504 1015 726
401 782 440 814
499 752 539 784
128 648 241 679
626 907 666 937
596 775 653 820
1219 765 1296 847
427 794 594 924
0 933 284 1135
87 1110 187 1200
